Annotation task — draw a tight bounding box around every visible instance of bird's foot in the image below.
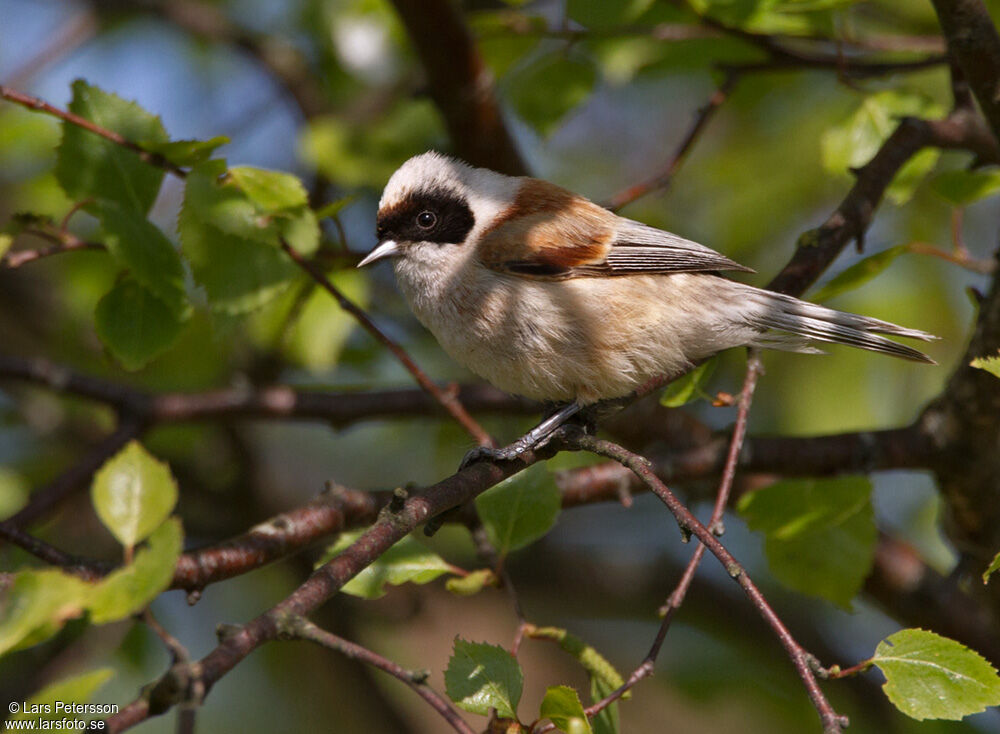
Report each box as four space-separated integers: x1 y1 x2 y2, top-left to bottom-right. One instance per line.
459 441 532 470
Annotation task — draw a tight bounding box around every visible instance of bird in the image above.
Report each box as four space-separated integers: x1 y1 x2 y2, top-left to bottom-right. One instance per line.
359 151 936 463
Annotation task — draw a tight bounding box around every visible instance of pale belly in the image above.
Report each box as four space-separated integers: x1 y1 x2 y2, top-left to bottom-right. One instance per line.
395 258 735 404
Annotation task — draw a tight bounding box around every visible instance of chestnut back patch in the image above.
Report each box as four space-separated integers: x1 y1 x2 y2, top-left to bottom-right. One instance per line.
376 189 475 245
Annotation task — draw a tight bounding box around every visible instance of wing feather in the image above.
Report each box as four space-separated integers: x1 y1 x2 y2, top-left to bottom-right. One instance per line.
478 179 752 278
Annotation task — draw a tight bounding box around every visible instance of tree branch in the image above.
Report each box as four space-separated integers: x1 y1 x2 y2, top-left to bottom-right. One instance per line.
283 616 475 734
389 0 527 175
930 0 1000 140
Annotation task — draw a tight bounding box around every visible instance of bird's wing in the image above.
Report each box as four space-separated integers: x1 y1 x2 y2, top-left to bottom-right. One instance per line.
602 219 754 275
478 179 752 279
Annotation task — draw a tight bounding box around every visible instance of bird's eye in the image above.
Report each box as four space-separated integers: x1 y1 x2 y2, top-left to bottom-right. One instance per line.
416 211 437 229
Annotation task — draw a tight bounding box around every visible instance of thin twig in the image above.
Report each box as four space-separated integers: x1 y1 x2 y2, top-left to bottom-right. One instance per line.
0 86 187 178
142 609 191 664
606 72 740 210
0 520 104 579
279 239 495 447
567 433 847 733
659 352 762 619
539 355 765 732
284 616 476 734
1 239 104 269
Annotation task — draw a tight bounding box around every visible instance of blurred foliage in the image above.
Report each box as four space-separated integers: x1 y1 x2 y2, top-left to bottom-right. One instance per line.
1 0 999 731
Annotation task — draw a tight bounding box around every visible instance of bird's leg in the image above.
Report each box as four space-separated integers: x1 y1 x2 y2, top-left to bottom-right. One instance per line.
460 402 582 469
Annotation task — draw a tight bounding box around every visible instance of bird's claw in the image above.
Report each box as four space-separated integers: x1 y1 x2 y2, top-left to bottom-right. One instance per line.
459 444 526 470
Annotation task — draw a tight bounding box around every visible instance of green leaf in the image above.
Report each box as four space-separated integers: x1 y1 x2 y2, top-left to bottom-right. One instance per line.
873 629 1000 720
10 668 113 722
590 677 620 734
737 476 876 607
314 194 357 221
446 569 498 596
970 352 1000 379
983 551 1000 584
178 171 299 314
88 518 183 623
229 166 308 211
526 626 626 697
660 357 717 407
300 101 443 189
0 569 90 656
94 277 186 370
91 440 178 549
567 0 654 28
278 205 320 257
445 638 523 719
810 245 910 302
0 467 29 520
316 531 453 599
507 53 597 137
288 270 367 371
139 136 229 167
475 463 560 556
821 90 944 205
55 80 168 214
470 13 542 77
931 168 1000 207
0 233 12 259
541 685 593 734
96 201 188 316
182 160 279 245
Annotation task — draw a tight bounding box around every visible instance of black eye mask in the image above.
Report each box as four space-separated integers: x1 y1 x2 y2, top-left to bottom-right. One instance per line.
376 189 475 245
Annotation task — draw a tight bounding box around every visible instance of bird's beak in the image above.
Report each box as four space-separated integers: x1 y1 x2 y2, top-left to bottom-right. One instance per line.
357 240 400 268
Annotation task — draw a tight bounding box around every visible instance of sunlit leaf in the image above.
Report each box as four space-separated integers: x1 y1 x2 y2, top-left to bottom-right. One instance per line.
0 569 90 656
873 629 1000 720
178 166 299 314
182 160 280 245
660 358 717 407
55 80 167 214
91 440 178 549
445 638 523 719
0 467 29 520
9 668 113 722
476 463 560 556
983 551 1000 584
229 166 309 211
88 518 183 623
738 476 876 607
970 352 1000 379
527 626 627 699
821 90 944 205
315 531 453 599
286 270 368 371
541 685 593 734
139 136 229 167
446 569 498 596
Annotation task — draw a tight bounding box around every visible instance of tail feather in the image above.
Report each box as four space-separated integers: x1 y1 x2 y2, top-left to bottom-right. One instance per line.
737 285 937 364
